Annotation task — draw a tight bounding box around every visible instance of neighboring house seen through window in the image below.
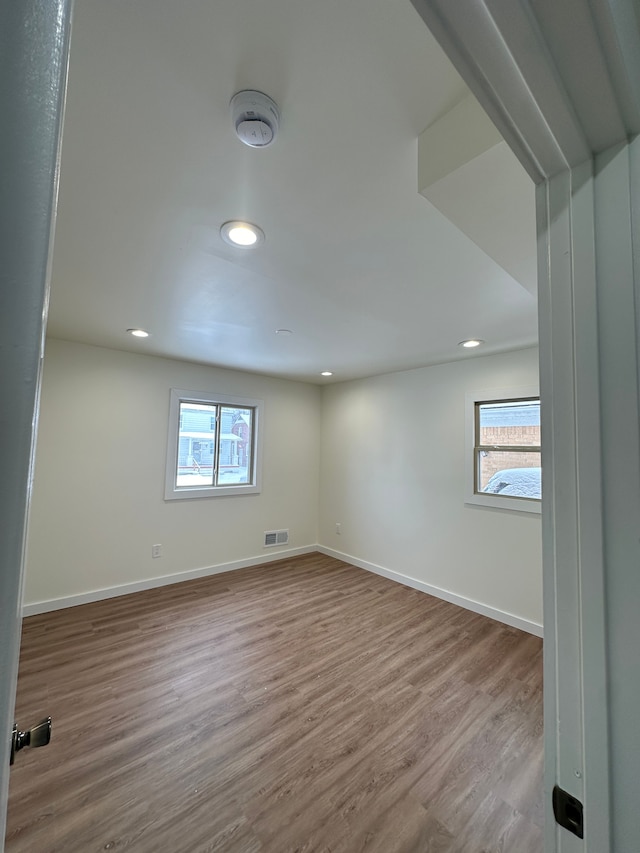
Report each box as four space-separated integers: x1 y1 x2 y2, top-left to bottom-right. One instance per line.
165 389 263 499
465 386 541 513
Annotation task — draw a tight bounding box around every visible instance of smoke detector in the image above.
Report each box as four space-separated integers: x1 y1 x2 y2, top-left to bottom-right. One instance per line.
231 90 280 148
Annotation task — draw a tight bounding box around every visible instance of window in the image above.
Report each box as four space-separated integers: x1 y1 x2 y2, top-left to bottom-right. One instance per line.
465 386 541 513
165 389 263 499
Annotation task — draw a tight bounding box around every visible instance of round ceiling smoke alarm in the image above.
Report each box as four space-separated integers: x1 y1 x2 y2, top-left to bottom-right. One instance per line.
230 90 280 148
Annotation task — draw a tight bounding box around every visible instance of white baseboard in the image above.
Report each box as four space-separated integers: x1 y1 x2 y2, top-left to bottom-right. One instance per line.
317 545 543 638
23 544 544 638
22 546 317 617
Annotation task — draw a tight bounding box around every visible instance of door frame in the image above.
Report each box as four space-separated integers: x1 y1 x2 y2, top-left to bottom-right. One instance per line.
411 0 640 848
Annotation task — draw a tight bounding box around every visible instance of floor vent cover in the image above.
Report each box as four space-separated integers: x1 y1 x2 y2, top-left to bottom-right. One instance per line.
264 529 289 547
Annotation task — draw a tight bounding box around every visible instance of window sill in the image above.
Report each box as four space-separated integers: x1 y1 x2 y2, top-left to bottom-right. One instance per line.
164 484 261 501
465 492 541 514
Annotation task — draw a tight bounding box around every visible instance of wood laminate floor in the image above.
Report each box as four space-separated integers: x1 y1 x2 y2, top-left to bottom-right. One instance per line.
6 553 543 853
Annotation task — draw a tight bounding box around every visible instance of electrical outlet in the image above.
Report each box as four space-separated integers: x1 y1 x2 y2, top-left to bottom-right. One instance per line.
335 523 341 534
152 544 162 558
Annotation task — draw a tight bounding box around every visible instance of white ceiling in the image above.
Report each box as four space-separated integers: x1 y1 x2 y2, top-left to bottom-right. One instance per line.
47 0 538 384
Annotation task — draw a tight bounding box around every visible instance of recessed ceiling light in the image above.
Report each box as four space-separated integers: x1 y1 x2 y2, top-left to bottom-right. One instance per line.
321 371 333 377
127 328 150 338
459 339 484 348
275 329 293 335
220 220 265 248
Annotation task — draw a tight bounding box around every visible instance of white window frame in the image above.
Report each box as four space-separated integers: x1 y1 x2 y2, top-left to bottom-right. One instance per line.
164 388 263 500
465 385 541 514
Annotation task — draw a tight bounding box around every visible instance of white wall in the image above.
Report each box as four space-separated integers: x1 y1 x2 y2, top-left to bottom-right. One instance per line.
318 347 543 630
24 339 321 608
26 340 542 632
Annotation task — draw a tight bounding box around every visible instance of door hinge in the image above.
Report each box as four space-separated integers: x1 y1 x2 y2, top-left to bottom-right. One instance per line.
553 785 584 839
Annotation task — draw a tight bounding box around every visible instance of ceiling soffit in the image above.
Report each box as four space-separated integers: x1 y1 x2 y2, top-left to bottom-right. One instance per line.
418 93 537 295
410 0 640 180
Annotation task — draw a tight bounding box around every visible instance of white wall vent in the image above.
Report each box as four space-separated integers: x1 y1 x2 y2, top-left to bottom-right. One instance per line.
264 529 289 547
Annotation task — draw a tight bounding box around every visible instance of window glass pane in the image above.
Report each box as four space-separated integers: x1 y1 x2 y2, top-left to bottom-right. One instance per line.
217 406 253 485
478 399 540 447
176 402 216 487
478 450 541 498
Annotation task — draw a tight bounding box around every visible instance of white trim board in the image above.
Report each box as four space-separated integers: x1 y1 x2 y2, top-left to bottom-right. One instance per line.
317 545 543 638
22 546 316 617
23 544 543 637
